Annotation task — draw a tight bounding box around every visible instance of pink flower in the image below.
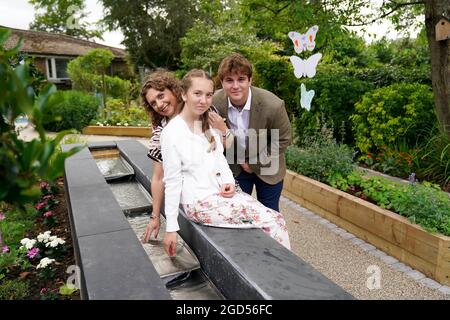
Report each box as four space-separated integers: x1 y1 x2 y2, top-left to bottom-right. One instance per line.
0 212 5 221
40 182 49 189
27 247 40 259
43 195 53 200
1 246 9 254
43 211 53 218
40 288 48 295
35 202 46 210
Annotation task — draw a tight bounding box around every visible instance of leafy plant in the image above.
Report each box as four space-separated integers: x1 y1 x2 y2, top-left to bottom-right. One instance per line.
286 127 355 186
350 83 435 155
416 129 450 191
0 279 30 300
0 27 81 208
42 90 100 132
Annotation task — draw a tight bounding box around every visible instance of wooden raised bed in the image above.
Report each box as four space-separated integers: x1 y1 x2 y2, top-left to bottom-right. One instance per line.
282 169 450 286
82 125 151 137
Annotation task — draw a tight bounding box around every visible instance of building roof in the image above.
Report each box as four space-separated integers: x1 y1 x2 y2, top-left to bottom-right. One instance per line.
2 26 126 59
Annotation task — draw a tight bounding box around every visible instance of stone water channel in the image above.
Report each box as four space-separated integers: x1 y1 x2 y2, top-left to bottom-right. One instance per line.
92 149 224 300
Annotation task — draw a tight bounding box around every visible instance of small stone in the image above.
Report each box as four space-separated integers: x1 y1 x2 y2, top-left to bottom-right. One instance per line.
390 262 413 273
438 286 450 295
405 270 426 281
332 227 347 235
359 243 376 252
369 249 387 258
350 238 365 245
340 232 356 240
379 255 398 265
324 222 338 229
318 218 329 224
309 214 322 221
419 278 442 290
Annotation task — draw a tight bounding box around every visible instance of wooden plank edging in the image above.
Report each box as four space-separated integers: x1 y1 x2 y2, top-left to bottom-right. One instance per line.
282 170 450 286
82 126 152 137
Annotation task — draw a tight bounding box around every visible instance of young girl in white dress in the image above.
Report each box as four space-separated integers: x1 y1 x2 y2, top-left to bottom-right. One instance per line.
161 69 290 256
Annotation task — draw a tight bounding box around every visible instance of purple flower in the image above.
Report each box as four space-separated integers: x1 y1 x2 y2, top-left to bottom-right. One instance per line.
40 288 48 295
0 212 5 221
1 246 9 254
27 247 40 259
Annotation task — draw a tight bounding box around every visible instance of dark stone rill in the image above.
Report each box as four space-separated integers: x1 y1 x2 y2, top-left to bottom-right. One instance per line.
63 140 354 300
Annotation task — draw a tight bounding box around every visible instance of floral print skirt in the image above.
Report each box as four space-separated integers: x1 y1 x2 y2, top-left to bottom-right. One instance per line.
183 191 290 250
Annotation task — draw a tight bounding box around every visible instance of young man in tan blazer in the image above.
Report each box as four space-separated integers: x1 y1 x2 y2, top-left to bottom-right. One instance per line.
212 53 292 212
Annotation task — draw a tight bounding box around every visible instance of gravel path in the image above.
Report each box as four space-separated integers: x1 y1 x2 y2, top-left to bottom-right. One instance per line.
280 196 450 300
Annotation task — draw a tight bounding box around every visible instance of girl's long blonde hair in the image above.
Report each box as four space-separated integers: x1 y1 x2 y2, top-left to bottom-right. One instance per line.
180 69 216 151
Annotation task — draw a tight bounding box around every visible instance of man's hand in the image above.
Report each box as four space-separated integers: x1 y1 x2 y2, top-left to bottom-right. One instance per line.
163 232 178 257
219 183 235 198
141 215 160 243
240 162 253 173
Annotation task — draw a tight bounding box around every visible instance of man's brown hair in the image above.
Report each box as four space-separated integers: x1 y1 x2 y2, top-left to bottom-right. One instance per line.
217 53 253 82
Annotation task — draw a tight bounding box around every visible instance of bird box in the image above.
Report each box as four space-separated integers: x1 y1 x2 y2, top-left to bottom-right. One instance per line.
435 18 450 41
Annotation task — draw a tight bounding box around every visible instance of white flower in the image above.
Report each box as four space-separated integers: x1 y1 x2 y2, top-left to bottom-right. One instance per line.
37 231 52 243
124 123 129 126
137 124 141 127
25 239 36 250
116 123 121 126
45 236 65 248
99 123 104 127
36 257 55 269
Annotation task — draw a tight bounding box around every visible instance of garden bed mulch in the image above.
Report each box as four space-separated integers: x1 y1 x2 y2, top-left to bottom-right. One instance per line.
4 177 80 300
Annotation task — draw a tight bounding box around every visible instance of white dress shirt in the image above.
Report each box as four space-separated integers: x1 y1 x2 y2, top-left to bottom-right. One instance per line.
161 115 235 232
227 88 252 160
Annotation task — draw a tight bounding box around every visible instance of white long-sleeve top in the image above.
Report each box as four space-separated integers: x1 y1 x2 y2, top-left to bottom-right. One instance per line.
161 115 235 232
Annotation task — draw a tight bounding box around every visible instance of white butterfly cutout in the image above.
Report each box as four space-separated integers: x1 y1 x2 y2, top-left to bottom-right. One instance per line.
288 25 319 53
300 83 315 111
290 53 322 79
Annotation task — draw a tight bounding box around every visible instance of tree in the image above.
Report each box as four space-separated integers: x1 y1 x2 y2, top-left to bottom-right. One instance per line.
100 0 201 70
67 49 114 109
29 0 103 40
240 0 450 137
180 0 279 75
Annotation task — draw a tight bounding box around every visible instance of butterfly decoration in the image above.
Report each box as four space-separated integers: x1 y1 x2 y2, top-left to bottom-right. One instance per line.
300 83 315 111
288 25 319 54
289 53 322 79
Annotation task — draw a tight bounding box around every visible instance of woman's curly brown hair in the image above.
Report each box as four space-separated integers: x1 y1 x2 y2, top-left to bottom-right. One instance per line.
140 69 182 126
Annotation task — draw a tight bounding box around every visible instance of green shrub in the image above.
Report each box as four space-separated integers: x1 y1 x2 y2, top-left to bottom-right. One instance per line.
350 83 435 155
0 280 30 300
416 129 450 191
253 57 300 116
92 99 149 127
297 66 373 145
42 91 100 132
286 137 355 187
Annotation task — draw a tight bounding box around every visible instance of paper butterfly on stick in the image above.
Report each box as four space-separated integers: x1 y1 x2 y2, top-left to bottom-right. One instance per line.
300 83 314 111
288 25 319 53
290 53 322 79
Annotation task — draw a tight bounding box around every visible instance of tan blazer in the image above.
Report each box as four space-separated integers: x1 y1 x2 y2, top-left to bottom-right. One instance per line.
213 86 292 185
